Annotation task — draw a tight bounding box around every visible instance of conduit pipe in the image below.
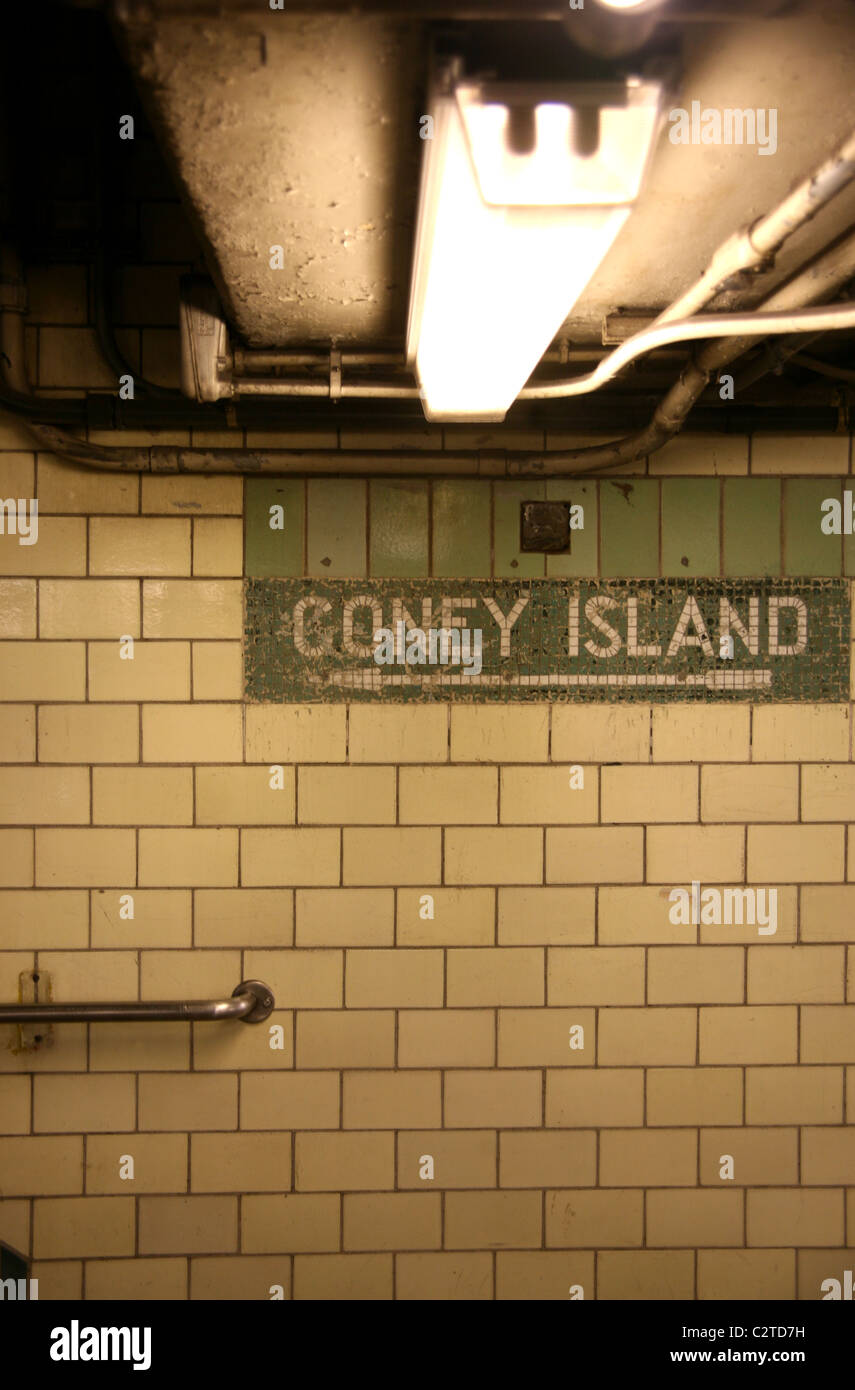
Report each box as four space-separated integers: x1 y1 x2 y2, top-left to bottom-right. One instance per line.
522 301 855 399
617 230 855 464
231 345 691 372
10 230 855 475
653 124 855 324
19 249 855 475
732 332 827 394
790 352 855 385
209 303 855 404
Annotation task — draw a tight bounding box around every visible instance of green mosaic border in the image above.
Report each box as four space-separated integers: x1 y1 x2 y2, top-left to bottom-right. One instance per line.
244 577 850 704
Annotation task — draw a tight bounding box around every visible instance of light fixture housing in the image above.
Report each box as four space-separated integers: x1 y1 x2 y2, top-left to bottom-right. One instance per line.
406 72 665 423
592 0 670 11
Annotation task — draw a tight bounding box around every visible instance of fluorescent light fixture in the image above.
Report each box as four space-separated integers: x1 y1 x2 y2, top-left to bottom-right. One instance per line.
594 0 667 10
594 0 659 9
406 75 664 422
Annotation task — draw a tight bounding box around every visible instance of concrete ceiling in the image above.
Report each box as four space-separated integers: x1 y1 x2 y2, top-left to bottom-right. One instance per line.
114 0 855 351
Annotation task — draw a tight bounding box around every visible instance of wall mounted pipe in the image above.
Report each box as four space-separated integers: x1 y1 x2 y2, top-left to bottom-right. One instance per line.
654 123 855 325
732 332 828 394
518 302 855 401
231 346 689 372
16 293 855 476
790 352 855 385
9 264 855 474
1 362 835 436
201 304 855 405
582 231 855 474
4 138 855 474
233 349 407 371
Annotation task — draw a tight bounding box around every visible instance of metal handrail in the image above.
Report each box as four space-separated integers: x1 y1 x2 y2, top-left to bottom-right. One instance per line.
0 980 275 1025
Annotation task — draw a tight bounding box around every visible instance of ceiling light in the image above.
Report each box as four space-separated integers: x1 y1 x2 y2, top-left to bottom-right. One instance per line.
406 75 664 422
593 0 667 11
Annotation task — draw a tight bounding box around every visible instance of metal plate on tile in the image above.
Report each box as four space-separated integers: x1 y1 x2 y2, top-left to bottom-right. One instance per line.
520 501 571 553
244 577 850 703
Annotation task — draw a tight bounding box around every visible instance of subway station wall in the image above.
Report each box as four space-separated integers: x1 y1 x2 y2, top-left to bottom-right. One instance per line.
0 260 854 1301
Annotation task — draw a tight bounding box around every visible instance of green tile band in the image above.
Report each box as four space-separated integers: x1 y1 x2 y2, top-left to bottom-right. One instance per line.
723 477 781 577
245 478 304 577
493 480 546 579
430 480 492 578
245 477 851 582
784 478 843 577
545 480 598 578
600 479 659 578
661 478 720 576
369 480 429 578
306 479 367 577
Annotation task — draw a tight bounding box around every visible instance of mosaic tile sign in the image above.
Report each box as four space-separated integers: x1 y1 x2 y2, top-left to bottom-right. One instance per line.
244 577 850 703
